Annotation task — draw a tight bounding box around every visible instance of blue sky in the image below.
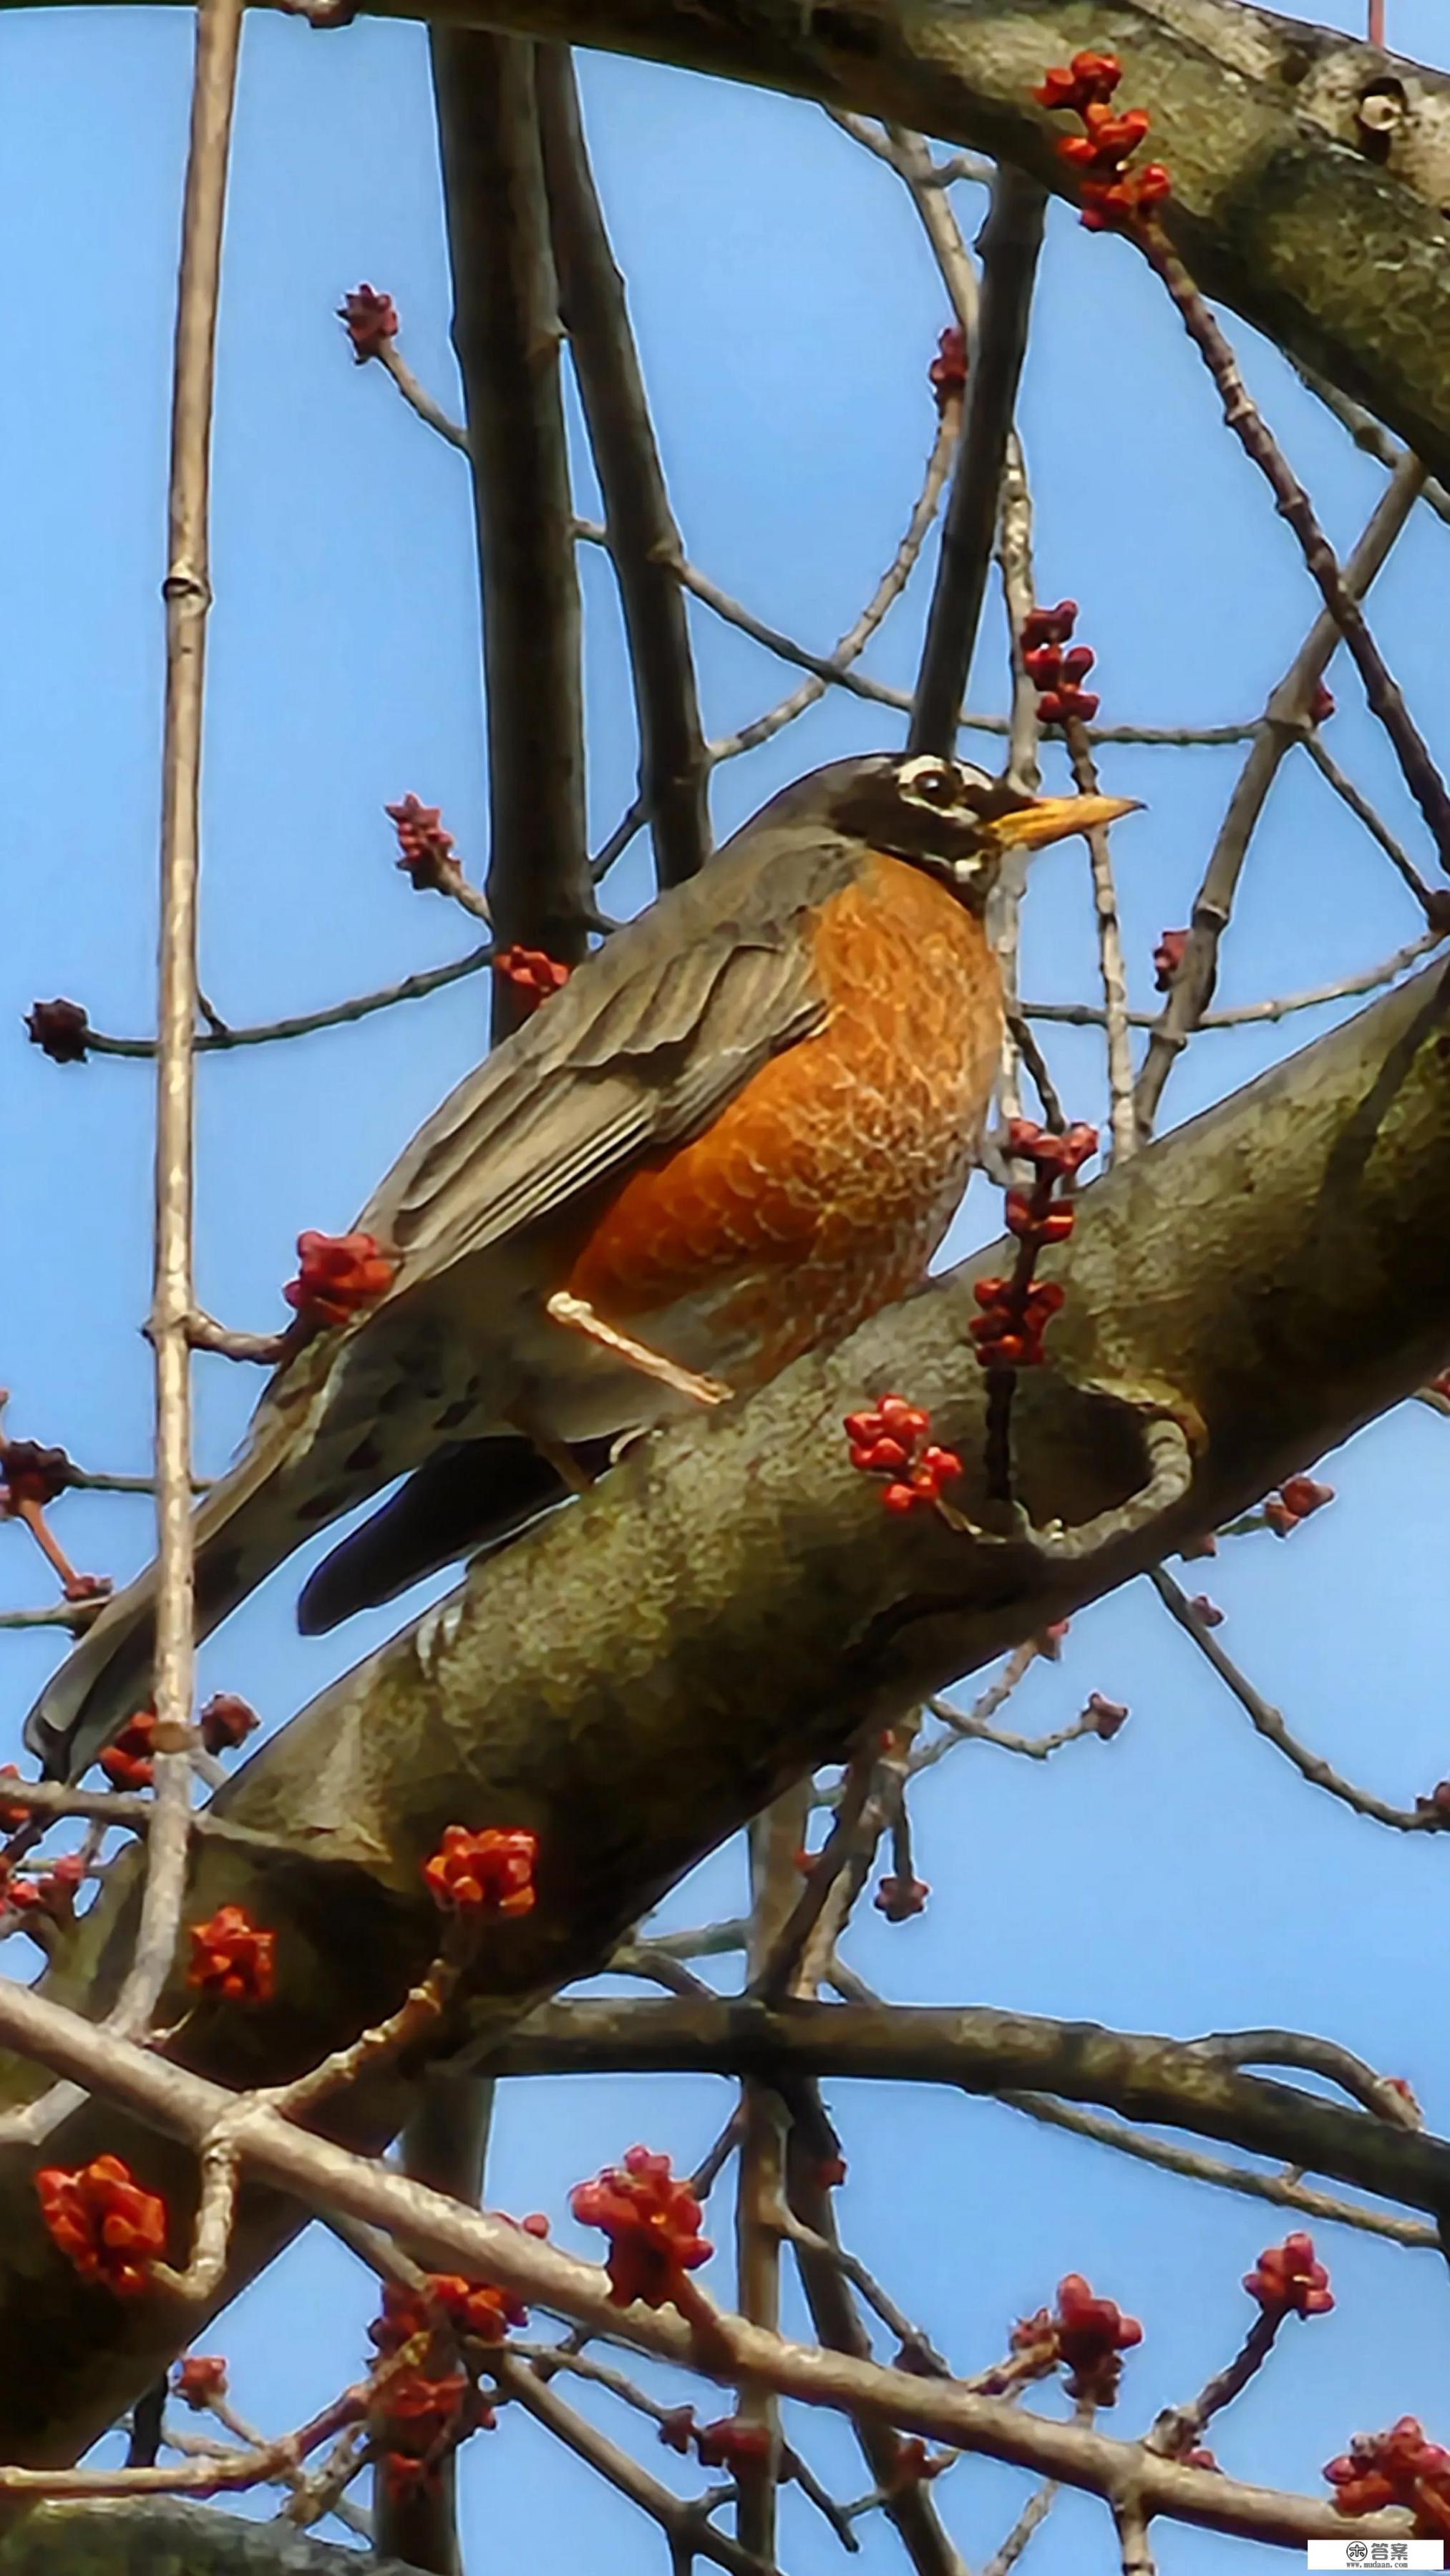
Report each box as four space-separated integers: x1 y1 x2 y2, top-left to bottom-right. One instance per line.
4 4 1450 2567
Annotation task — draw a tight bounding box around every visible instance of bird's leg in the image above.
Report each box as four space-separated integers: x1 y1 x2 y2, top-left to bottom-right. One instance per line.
544 1291 732 1407
502 1407 600 1497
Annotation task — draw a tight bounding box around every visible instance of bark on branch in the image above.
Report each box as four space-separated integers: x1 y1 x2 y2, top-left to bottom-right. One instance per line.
5 957 1450 2459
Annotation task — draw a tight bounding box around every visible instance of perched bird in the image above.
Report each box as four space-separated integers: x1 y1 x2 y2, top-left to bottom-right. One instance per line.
26 752 1136 1782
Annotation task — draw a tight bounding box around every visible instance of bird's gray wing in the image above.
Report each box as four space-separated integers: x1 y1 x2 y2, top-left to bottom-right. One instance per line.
360 829 859 1280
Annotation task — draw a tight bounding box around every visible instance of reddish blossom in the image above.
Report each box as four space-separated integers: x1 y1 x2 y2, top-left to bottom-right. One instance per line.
1243 2232 1333 2319
4 1850 85 1926
37 2154 167 2297
24 997 91 1063
1184 2446 1220 2472
1035 52 1172 230
658 2406 696 2455
570 2145 713 2309
970 1272 1066 1370
928 323 967 414
371 2364 490 2478
1036 1618 1071 1659
814 2152 848 2189
1021 600 1101 725
283 1230 397 1330
99 1709 158 1793
1016 2274 1142 2404
1417 1780 1450 1823
1153 929 1189 991
1309 680 1336 725
695 2416 773 2472
188 1903 276 2006
0 1439 74 1509
422 1823 538 1917
369 2272 528 2359
1188 1594 1225 1626
175 2353 230 2409
844 1395 962 1516
199 1692 261 1757
1387 2075 1423 2119
1263 1474 1333 1536
1084 1692 1129 1740
874 1873 930 1921
386 793 458 893
492 947 572 1014
338 283 399 362
0 1766 34 1836
1325 2417 1450 2536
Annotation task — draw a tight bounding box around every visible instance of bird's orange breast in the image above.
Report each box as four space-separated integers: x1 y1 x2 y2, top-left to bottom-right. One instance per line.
564 852 1003 1382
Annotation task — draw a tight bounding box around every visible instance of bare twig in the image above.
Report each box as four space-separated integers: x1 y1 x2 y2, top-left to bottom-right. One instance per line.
537 49 711 889
734 1790 811 2557
376 339 470 451
983 2480 1057 2576
1142 228 1450 881
1064 713 1137 1162
432 31 593 1014
1149 1567 1440 1833
1302 731 1442 914
709 399 960 765
72 942 496 1058
1026 928 1444 1033
1134 454 1428 1131
752 1760 873 2002
1000 2092 1436 2247
910 167 1046 754
1291 357 1450 526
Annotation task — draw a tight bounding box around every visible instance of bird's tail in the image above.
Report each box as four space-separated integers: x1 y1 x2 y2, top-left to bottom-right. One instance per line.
24 1425 323 1784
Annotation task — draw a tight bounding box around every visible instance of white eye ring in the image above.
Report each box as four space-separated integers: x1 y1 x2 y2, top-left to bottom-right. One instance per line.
898 758 956 804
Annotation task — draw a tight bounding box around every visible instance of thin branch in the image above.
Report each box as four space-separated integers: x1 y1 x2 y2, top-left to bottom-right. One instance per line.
1142 227 1450 882
537 47 711 889
1133 453 1428 1131
1187 2029 1421 2127
431 31 593 1015
1147 2313 1278 2464
1149 1567 1441 1833
376 338 470 450
734 1790 812 2560
1290 357 1450 526
999 2093 1436 2247
1064 714 1137 1163
708 400 960 765
76 941 495 1058
1303 731 1442 913
1112 2495 1156 2576
983 2480 1057 2576
490 2356 777 2576
1026 928 1444 1031
910 167 1046 754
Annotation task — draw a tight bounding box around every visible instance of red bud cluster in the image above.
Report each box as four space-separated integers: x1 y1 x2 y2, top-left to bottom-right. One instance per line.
1084 1692 1129 1740
928 323 967 414
1020 2287 1148 2401
971 1273 1066 1370
2 1849 84 1926
338 283 399 362
1021 600 1099 725
843 1395 962 1516
36 2153 167 2298
1263 1474 1333 1537
283 1230 397 1330
0 1767 32 1837
1310 681 1336 725
1243 2232 1333 2319
1035 52 1172 230
188 1903 276 2006
874 1873 930 1921
422 1823 538 1917
24 998 91 1064
385 794 458 893
1153 929 1189 991
570 2145 713 2310
374 2366 492 2500
0 1440 73 1510
696 2416 773 2472
492 946 571 1013
369 2271 529 2358
175 2354 230 2409
99 1709 158 1792
200 1692 261 1757
1325 2417 1450 2534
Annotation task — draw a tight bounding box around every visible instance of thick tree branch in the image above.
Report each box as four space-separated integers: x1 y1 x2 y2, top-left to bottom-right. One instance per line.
909 165 1044 754
241 0 1450 484
536 47 711 889
6 959 1450 2454
430 31 592 1018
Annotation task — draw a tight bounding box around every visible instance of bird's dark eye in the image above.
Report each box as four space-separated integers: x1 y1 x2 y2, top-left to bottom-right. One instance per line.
902 761 955 804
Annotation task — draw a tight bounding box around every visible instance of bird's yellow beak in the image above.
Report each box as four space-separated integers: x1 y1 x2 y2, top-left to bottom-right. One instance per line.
991 793 1144 852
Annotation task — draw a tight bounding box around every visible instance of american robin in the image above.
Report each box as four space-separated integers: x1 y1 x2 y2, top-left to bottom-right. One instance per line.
26 752 1136 1780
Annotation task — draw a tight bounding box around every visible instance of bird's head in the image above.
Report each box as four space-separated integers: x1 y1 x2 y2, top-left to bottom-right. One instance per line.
824 751 1142 911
